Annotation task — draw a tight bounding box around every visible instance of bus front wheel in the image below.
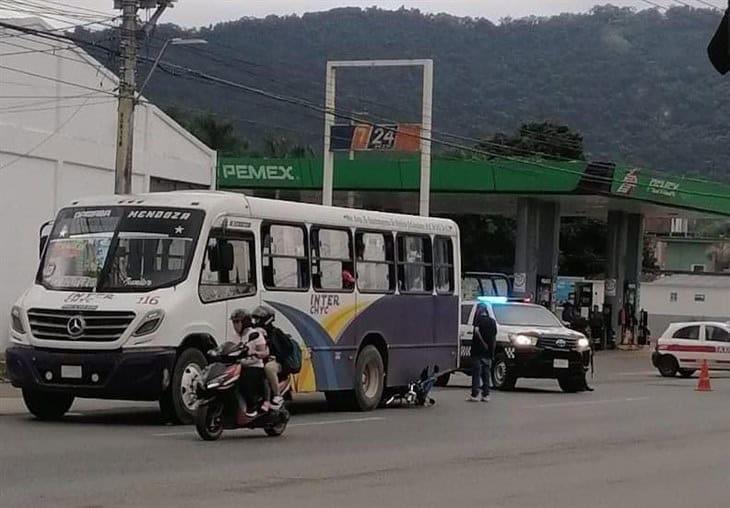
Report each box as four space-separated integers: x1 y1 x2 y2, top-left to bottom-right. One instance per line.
354 346 385 411
160 348 207 425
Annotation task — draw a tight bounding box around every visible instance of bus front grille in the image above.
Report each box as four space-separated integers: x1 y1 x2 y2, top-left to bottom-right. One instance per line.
28 308 136 342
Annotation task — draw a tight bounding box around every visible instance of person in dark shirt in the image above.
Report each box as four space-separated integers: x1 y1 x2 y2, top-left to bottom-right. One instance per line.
468 303 497 402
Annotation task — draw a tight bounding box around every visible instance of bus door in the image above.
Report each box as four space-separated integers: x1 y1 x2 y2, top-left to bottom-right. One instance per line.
198 228 257 344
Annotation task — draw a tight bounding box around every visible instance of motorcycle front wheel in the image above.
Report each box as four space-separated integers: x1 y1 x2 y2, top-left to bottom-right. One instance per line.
195 401 224 441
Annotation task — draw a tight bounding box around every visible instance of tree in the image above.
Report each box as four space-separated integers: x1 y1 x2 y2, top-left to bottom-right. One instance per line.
478 122 584 160
189 114 248 153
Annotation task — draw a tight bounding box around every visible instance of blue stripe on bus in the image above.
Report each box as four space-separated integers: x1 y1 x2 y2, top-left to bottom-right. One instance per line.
264 300 340 390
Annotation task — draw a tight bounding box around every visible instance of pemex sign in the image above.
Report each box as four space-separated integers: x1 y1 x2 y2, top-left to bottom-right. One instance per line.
218 158 316 189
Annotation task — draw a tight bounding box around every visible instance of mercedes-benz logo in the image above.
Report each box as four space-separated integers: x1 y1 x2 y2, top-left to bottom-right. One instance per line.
555 338 567 348
67 316 86 338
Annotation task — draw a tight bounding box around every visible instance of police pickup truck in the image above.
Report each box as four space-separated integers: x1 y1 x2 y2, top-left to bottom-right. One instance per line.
457 297 592 393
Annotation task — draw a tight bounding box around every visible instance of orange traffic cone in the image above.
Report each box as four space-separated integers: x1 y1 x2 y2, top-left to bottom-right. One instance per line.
696 360 712 392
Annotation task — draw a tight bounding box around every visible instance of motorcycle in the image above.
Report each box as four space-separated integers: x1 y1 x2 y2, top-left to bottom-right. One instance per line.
385 366 443 407
194 335 291 441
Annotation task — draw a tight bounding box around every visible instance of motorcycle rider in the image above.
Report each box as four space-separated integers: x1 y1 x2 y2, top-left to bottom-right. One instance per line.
252 305 290 410
230 309 269 418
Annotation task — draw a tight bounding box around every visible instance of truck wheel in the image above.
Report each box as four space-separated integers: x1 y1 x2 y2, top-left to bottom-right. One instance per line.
492 353 517 391
679 369 696 378
22 389 74 420
354 346 385 411
434 372 451 387
160 348 206 425
558 375 586 393
658 355 679 378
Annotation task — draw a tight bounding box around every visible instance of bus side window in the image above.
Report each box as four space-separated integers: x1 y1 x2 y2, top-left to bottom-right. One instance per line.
434 236 454 294
311 227 354 292
396 234 433 294
355 231 395 293
199 234 256 303
261 223 310 290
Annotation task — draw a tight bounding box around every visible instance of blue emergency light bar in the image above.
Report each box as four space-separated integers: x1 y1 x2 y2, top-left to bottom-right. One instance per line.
477 296 508 304
477 296 532 304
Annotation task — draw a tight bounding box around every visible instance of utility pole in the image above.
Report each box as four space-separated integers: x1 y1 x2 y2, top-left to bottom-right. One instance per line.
113 1 175 194
114 0 138 195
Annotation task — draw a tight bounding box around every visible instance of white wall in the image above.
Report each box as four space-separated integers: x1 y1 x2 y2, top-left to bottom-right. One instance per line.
0 19 216 349
641 282 730 336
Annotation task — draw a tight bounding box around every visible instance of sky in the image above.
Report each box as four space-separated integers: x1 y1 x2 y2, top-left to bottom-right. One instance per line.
0 1 717 29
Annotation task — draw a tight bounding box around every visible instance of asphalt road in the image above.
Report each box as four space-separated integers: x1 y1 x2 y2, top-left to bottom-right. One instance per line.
1 350 729 508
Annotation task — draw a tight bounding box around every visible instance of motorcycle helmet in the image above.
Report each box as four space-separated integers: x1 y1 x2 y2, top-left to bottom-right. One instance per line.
252 305 275 327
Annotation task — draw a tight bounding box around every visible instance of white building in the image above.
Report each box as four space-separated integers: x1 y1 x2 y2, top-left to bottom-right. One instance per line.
0 18 216 348
640 274 730 336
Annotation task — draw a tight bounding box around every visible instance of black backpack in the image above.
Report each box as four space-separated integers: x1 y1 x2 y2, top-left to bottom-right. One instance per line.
269 327 302 374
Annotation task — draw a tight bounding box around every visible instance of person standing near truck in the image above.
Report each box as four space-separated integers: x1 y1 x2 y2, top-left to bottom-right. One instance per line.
468 303 497 402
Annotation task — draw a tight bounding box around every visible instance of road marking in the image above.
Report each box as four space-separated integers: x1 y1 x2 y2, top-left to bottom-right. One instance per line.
289 416 385 428
153 430 195 437
152 416 386 437
531 397 650 409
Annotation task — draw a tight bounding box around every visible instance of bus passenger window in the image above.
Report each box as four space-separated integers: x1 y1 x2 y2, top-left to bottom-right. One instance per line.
434 237 454 294
396 235 433 294
262 224 309 290
355 231 395 293
311 227 354 292
199 234 256 303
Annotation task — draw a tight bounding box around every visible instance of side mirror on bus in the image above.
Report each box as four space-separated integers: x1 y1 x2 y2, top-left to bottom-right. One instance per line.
219 243 234 272
39 220 53 259
208 242 234 273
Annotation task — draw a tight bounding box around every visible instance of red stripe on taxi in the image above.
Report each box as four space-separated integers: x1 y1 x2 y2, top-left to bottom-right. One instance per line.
658 344 716 353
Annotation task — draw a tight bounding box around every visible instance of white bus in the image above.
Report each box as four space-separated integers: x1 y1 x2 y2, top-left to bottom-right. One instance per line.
7 191 461 423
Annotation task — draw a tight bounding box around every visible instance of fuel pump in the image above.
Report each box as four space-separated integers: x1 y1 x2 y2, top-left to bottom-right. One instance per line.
536 275 554 310
623 281 638 345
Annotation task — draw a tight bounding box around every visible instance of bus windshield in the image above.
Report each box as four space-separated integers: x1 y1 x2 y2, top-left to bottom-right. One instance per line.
38 207 204 292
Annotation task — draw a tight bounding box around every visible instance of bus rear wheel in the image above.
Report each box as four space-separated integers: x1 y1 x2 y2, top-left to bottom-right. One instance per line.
354 346 385 412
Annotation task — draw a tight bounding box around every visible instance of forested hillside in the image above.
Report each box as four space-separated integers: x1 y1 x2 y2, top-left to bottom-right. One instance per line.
84 5 730 178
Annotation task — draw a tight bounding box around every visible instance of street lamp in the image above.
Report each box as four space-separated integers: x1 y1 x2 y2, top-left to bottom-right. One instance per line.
136 37 207 100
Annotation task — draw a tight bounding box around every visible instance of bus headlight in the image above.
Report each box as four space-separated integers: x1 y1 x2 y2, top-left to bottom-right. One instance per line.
133 310 165 337
10 306 26 334
510 334 537 347
577 337 590 349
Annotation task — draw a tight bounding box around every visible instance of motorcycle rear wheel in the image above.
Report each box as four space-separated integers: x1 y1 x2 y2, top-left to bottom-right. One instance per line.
264 409 289 437
195 402 224 441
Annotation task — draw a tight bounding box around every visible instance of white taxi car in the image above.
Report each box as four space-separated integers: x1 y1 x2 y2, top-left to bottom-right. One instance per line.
652 321 730 378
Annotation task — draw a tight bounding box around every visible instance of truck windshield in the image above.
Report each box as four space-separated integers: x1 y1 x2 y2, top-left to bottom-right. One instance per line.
38 207 204 292
493 304 562 327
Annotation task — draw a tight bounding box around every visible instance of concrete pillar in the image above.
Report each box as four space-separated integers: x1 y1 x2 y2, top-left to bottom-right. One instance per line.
537 201 560 310
514 199 559 300
625 213 644 297
514 198 538 297
604 211 627 333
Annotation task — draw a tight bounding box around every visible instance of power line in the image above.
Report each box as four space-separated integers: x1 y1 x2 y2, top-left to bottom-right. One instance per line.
0 97 115 114
6 19 730 200
0 63 117 95
691 0 723 10
0 0 115 22
0 96 94 170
